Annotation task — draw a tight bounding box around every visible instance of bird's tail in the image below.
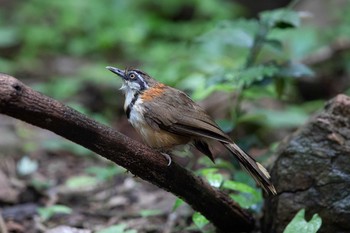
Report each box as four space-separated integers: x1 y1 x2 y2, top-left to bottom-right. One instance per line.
223 143 277 195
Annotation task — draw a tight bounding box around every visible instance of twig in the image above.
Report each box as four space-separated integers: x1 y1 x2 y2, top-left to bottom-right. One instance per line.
0 73 255 232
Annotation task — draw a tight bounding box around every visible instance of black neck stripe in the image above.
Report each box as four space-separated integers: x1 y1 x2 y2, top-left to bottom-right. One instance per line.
126 93 139 119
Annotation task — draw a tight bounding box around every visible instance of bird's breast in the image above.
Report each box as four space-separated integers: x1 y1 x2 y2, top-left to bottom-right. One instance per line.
128 99 146 130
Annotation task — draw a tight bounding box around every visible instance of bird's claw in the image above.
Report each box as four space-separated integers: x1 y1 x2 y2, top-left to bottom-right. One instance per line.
161 153 172 166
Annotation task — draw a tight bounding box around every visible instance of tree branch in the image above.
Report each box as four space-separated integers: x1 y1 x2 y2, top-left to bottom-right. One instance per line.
0 73 254 232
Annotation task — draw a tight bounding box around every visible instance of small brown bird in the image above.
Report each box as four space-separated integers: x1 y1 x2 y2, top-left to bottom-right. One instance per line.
107 66 276 195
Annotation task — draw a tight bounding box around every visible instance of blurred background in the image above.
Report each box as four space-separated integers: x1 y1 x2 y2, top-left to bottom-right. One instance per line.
0 0 350 232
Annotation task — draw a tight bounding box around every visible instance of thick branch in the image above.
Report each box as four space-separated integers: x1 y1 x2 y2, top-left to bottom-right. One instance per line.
0 73 254 232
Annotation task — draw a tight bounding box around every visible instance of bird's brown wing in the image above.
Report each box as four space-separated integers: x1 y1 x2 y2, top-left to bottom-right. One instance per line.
142 87 276 195
142 87 231 143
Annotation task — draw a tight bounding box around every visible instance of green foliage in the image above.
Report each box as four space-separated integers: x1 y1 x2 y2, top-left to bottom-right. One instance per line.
64 175 99 189
38 205 72 221
192 212 209 229
283 209 322 233
222 180 262 209
191 167 264 229
259 8 300 29
172 198 185 211
198 168 224 188
139 209 163 217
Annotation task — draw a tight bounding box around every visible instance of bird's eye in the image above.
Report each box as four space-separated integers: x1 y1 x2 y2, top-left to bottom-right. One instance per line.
129 73 136 79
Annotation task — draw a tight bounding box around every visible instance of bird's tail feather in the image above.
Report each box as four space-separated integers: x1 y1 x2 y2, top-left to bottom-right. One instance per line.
223 143 277 195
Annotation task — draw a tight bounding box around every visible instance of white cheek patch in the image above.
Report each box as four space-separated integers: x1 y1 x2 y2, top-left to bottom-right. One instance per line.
129 82 141 90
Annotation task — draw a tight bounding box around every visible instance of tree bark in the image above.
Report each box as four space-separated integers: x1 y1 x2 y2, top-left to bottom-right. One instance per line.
0 73 255 232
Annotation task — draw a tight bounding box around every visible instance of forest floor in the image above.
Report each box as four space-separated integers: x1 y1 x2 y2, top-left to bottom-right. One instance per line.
0 115 198 233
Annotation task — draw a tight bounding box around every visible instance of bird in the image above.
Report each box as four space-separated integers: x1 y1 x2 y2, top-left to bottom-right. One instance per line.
106 66 276 195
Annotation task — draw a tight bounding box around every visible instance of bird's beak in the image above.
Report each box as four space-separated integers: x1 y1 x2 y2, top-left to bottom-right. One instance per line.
106 66 126 79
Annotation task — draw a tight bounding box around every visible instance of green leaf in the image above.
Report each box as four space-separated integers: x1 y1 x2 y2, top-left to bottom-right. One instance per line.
223 180 263 209
192 212 209 229
283 209 322 233
229 193 256 209
96 224 137 233
172 198 185 211
198 168 218 176
198 168 223 188
223 180 257 194
139 209 163 217
38 205 72 221
226 65 279 89
264 38 283 51
64 175 98 189
260 9 300 29
206 172 224 188
17 156 38 176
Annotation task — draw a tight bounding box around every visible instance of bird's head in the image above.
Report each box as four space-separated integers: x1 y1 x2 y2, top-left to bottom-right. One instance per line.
106 66 157 94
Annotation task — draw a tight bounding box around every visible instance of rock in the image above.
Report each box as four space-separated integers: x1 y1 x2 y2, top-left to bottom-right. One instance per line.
263 94 350 233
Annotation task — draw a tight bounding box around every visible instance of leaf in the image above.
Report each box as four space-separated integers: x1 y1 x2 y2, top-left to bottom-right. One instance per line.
17 156 38 176
192 212 209 229
172 198 185 211
38 205 72 221
223 180 263 209
64 175 98 189
206 172 223 188
260 9 300 29
229 193 256 209
198 168 223 188
139 209 163 217
283 209 322 233
264 38 283 51
226 65 279 89
223 180 257 194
